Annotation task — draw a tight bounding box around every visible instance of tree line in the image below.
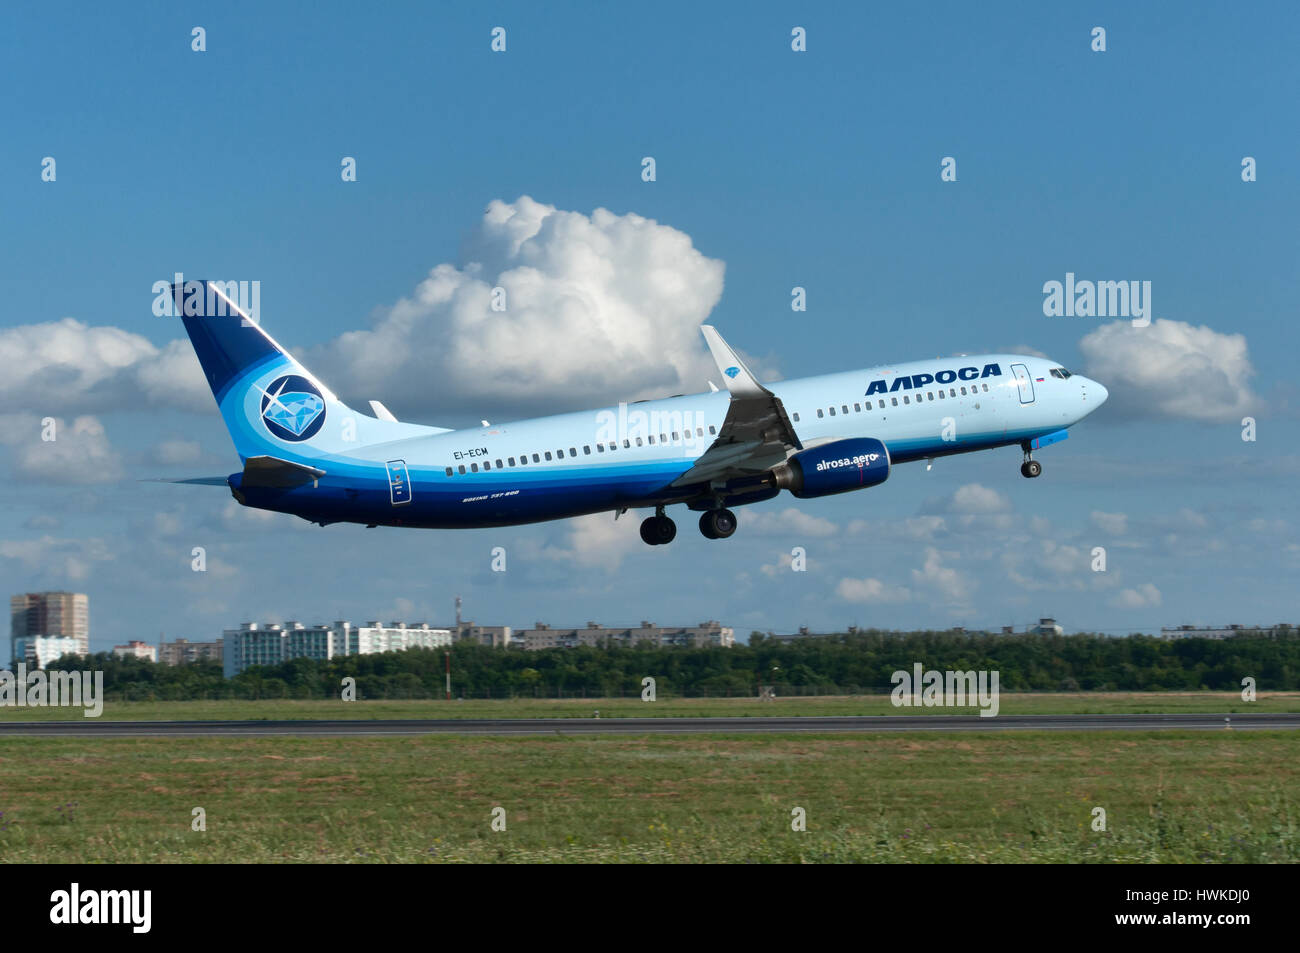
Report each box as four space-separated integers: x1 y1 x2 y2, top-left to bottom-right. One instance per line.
38 629 1300 700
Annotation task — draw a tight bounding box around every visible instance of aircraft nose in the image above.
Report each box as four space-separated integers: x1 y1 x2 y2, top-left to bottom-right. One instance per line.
1084 378 1108 405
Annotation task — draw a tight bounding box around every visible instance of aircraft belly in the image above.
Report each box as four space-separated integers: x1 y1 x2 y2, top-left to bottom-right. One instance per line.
238 467 683 529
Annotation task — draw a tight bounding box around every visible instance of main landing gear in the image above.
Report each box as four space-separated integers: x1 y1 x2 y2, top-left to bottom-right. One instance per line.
639 504 740 544
639 508 677 546
1020 444 1042 479
699 508 737 540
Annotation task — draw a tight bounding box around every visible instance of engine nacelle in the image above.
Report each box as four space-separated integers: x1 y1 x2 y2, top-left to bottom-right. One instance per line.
771 438 890 499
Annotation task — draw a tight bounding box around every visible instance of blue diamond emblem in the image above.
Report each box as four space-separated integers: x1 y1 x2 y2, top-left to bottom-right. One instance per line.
263 392 324 436
724 366 740 378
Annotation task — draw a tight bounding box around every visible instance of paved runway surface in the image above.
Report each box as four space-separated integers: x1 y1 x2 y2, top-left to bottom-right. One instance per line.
0 713 1296 736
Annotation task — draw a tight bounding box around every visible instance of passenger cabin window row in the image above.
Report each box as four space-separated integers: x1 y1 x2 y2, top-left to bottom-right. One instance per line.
794 383 989 422
444 424 718 476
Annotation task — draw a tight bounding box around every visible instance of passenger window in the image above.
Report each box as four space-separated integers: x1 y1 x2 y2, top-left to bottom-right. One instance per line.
708 425 716 435
520 455 528 465
569 447 576 456
829 407 836 416
508 457 515 466
890 398 898 407
496 459 503 468
647 435 655 445
623 439 631 448
854 403 861 412
960 387 967 395
949 388 955 397
903 395 910 404
483 461 491 470
544 451 552 461
816 409 824 418
596 443 604 453
532 453 540 463
982 383 989 392
937 391 944 399
842 405 849 414
445 467 453 476
458 465 466 474
636 437 643 446
793 413 800 422
659 434 667 443
471 463 479 472
671 431 679 441
927 392 934 401
583 445 591 455
696 428 703 437
878 400 885 409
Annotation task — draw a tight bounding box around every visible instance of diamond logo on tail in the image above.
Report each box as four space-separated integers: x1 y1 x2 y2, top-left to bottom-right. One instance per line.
724 366 740 378
259 374 326 442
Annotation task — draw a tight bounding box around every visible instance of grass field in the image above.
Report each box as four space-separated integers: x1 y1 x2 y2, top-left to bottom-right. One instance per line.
0 730 1295 862
1 691 1295 722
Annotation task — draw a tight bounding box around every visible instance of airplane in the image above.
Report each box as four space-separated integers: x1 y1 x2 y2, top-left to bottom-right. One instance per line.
169 279 1108 545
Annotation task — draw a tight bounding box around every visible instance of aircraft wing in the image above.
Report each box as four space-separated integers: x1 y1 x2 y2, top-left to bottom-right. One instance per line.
670 326 803 487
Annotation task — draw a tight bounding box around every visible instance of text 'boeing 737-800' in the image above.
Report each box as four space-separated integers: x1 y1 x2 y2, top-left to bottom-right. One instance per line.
166 280 1107 545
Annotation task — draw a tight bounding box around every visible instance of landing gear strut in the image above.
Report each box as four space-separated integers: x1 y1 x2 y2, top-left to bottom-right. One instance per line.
699 508 737 540
1020 445 1042 479
639 508 677 545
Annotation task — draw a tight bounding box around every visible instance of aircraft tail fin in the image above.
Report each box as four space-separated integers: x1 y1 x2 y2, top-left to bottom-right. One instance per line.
172 280 439 462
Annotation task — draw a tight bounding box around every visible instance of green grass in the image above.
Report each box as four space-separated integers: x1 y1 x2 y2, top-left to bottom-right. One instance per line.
0 730 1296 862
0 691 1295 722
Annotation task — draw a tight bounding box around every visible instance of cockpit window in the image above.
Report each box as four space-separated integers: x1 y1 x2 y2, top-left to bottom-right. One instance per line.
1049 367 1073 379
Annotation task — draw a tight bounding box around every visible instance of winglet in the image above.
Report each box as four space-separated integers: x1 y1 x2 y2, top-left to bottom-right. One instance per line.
700 326 769 399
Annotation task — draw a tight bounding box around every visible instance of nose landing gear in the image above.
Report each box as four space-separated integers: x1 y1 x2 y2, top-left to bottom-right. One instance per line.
1020 444 1042 478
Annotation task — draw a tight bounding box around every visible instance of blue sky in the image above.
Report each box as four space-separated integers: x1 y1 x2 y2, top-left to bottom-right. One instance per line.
2 2 1297 649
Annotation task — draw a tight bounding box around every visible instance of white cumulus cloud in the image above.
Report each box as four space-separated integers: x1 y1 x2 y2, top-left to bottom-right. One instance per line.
1109 583 1163 609
0 319 208 414
0 414 122 484
836 577 912 604
313 196 730 417
1079 319 1260 423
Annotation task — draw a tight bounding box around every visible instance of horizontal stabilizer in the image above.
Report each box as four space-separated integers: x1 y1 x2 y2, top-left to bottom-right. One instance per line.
241 455 326 488
142 476 231 486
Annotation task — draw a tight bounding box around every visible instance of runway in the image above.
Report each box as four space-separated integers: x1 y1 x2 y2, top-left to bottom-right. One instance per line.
0 712 1296 737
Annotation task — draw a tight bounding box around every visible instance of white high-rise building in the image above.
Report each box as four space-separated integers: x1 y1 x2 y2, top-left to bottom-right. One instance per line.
10 591 89 664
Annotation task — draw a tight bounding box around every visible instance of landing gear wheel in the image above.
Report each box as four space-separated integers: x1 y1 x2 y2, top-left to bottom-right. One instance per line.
1021 460 1042 478
699 508 737 539
640 515 677 545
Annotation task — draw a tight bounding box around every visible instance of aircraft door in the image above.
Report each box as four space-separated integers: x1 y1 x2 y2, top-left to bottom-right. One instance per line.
1011 363 1035 403
385 459 412 505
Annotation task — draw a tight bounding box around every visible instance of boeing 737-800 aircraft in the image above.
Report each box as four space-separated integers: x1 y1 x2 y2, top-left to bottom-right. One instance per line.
171 280 1107 545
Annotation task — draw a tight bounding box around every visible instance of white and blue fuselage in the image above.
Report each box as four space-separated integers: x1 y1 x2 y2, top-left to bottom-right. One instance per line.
173 280 1108 542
